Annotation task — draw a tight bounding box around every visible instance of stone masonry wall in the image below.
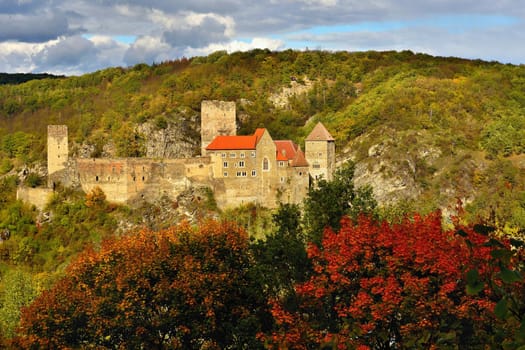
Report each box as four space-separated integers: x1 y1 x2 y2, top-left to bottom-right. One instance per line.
305 140 335 181
76 157 214 204
200 100 236 155
48 125 68 187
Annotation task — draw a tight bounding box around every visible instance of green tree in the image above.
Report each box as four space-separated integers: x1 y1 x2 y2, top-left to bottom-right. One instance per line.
303 161 377 243
251 203 310 298
0 269 37 339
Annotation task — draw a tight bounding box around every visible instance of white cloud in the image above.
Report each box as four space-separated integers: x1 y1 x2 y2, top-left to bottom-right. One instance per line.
0 41 44 72
1 1 524 74
123 35 173 65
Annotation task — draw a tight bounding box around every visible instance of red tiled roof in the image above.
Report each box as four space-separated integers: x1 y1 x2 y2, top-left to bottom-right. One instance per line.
254 128 265 141
306 122 335 141
206 129 267 150
291 149 309 167
206 135 258 150
275 140 298 161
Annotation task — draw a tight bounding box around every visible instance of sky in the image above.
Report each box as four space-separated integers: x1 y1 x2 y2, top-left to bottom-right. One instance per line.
0 0 524 76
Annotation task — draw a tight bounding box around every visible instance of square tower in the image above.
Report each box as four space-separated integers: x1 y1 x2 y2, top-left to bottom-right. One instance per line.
305 122 335 182
201 100 236 156
47 125 68 188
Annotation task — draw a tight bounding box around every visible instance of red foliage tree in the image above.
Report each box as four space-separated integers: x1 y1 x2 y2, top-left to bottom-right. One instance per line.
12 220 270 349
266 211 520 349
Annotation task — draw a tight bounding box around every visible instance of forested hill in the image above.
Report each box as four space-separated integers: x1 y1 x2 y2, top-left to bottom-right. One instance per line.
0 49 524 226
0 73 63 85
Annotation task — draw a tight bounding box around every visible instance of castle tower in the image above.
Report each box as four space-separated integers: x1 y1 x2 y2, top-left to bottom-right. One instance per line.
47 125 68 188
305 122 335 181
201 100 236 156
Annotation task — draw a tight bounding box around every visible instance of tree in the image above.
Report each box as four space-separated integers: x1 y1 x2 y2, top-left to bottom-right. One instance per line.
266 211 520 349
303 161 377 243
463 224 525 348
13 220 271 349
251 203 310 298
0 269 37 339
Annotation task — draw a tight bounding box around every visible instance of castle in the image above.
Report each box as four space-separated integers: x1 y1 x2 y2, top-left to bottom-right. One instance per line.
20 101 335 209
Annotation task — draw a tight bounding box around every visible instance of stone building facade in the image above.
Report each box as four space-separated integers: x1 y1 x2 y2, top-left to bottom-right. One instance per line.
30 101 335 209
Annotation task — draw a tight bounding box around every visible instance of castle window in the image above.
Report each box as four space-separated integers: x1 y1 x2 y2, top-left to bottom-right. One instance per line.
223 172 228 177
95 175 99 182
318 152 323 157
230 153 236 158
236 171 247 177
240 152 245 158
251 151 256 158
223 161 228 168
251 170 256 177
263 158 269 171
280 177 285 183
221 153 226 158
313 163 321 169
279 161 285 167
299 171 303 176
238 161 245 168
142 176 145 181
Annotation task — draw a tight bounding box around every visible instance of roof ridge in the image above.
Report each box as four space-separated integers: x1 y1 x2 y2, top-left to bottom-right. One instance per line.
291 148 309 167
305 122 335 141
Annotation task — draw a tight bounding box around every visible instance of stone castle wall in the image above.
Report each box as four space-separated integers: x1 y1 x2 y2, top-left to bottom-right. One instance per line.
201 100 236 155
305 140 335 181
21 101 334 211
16 187 54 211
76 157 213 204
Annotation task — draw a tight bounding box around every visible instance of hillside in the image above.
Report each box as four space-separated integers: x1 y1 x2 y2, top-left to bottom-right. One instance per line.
0 49 525 344
0 49 524 225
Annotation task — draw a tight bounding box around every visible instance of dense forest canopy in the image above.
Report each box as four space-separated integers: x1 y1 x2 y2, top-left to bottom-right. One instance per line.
0 73 63 86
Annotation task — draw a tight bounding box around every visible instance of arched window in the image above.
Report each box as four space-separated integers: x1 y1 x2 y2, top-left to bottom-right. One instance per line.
263 157 269 171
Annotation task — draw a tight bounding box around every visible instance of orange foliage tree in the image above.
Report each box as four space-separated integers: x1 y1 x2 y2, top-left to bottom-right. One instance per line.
266 212 523 349
12 220 271 349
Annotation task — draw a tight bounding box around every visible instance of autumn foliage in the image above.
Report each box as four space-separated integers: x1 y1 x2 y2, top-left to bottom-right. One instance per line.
266 212 522 349
12 220 270 349
9 212 525 349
